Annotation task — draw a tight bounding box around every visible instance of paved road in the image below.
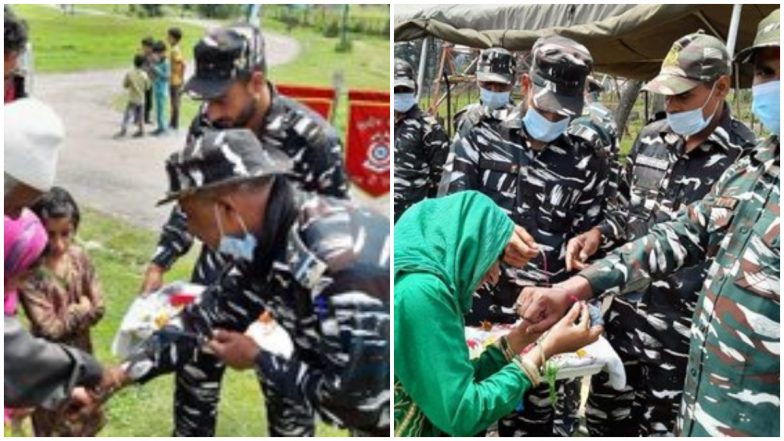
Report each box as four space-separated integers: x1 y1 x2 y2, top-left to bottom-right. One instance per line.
35 33 389 232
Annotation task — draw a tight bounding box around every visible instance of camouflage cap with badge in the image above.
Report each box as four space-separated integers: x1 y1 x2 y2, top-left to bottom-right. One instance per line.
644 31 731 96
477 47 517 85
184 23 266 100
157 128 292 205
529 36 593 117
394 58 417 91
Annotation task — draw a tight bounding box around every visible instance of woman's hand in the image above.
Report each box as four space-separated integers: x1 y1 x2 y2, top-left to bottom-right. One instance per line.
506 320 542 354
540 302 603 358
502 225 539 268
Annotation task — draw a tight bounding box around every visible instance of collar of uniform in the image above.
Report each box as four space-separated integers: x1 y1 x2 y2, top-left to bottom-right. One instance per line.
702 103 737 153
283 216 329 292
751 135 780 165
405 104 422 119
257 81 287 138
487 103 517 121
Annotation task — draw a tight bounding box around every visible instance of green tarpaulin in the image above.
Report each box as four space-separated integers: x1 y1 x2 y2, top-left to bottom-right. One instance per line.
395 4 777 85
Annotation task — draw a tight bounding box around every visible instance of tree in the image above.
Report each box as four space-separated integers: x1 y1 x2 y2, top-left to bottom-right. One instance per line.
614 80 643 140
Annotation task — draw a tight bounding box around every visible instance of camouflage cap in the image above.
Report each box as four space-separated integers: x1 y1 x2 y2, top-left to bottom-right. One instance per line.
394 58 416 91
157 128 292 206
644 32 731 96
476 47 517 85
529 36 593 117
735 9 780 63
184 23 266 100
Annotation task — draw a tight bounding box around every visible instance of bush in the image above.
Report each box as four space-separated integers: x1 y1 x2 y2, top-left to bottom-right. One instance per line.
130 4 163 18
335 39 352 53
322 20 339 38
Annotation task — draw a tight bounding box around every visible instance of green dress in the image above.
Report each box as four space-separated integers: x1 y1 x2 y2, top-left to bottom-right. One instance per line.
394 191 534 436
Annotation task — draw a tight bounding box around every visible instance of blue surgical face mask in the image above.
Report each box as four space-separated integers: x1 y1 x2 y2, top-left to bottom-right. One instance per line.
480 87 511 110
666 82 720 137
214 204 257 262
523 106 569 143
752 80 780 136
394 93 417 113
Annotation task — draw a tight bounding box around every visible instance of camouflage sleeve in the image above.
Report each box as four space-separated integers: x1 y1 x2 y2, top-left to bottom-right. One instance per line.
424 122 450 198
306 130 350 199
255 286 389 432
437 131 482 196
150 206 194 270
596 133 641 247
572 148 609 233
579 158 737 298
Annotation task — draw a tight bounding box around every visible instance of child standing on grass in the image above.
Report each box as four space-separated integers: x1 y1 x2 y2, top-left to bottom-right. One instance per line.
19 187 106 437
116 54 150 138
151 40 170 136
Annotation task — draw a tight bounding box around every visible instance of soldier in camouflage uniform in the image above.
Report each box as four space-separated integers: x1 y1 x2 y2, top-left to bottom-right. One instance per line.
393 58 449 222
452 47 520 138
518 10 780 436
138 24 349 437
440 36 609 436
569 76 620 215
567 32 757 436
123 128 390 436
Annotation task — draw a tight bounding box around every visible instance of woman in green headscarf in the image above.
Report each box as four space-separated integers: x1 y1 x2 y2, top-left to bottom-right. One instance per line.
394 191 603 436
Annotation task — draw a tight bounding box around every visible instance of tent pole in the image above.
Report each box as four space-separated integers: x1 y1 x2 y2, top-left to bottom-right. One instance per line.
417 37 430 101
726 4 743 55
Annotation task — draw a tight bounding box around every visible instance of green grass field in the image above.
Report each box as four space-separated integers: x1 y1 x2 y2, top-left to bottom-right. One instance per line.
14 4 389 141
12 4 206 73
8 208 346 437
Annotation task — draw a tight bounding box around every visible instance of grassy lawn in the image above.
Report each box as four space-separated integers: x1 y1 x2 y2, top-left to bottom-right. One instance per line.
15 3 389 142
8 208 347 437
11 4 206 73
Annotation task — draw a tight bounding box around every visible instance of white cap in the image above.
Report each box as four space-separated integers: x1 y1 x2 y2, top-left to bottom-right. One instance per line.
4 98 65 192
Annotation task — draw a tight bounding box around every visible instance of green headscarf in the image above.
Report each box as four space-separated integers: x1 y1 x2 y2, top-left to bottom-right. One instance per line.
394 192 529 437
394 191 514 314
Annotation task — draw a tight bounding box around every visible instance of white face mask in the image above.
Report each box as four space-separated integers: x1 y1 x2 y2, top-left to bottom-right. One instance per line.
480 87 511 110
523 106 569 143
394 93 417 113
214 204 257 262
666 82 720 137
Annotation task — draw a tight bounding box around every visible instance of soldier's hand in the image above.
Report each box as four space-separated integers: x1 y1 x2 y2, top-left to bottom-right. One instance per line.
515 277 593 333
503 225 539 268
64 387 99 422
515 286 572 333
208 329 260 370
139 263 165 296
565 228 603 272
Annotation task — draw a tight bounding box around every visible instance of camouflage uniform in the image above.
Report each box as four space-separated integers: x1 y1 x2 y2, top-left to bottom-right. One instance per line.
584 33 757 437
441 37 608 436
129 129 391 436
581 12 780 435
453 47 520 138
569 87 621 215
393 58 449 222
150 27 348 437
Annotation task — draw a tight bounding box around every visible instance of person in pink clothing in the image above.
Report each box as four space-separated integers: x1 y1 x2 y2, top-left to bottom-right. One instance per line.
4 208 48 433
4 208 47 315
